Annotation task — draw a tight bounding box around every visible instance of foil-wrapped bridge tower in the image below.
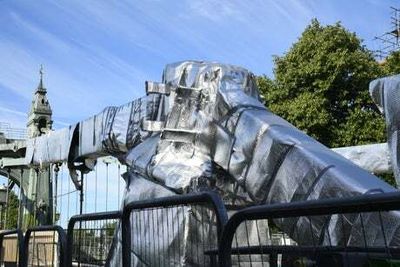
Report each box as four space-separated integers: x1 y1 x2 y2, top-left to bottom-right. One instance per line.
12 61 400 265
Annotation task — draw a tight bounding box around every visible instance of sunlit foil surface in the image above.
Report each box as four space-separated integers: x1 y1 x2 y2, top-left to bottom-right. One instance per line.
24 61 400 266
370 75 400 187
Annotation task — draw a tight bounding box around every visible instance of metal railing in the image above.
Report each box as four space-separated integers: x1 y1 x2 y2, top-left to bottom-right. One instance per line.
0 122 27 140
5 191 400 266
66 211 121 266
21 225 67 267
218 191 400 267
122 191 228 267
0 229 23 266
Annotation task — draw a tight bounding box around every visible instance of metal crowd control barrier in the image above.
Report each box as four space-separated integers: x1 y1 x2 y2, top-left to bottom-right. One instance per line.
0 229 23 266
66 211 121 266
21 225 67 267
122 191 228 267
218 191 400 267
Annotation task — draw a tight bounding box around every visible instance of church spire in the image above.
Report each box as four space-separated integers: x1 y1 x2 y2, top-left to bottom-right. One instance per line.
37 64 46 93
27 65 52 137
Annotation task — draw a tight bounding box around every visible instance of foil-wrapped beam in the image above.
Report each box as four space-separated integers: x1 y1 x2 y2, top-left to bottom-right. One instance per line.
13 61 400 266
370 75 400 186
25 127 75 166
23 94 166 166
332 143 391 174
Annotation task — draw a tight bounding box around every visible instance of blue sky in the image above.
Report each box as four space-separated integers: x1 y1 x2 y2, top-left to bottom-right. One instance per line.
0 0 398 129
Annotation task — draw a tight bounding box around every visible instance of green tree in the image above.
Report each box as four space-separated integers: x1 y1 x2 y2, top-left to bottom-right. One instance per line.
381 50 400 76
4 190 19 229
102 221 117 239
258 19 386 148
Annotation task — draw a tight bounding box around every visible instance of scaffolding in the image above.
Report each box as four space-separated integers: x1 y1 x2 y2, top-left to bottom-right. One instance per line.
374 7 400 59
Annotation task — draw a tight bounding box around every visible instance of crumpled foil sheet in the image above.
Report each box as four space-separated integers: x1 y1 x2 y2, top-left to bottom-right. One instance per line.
23 61 400 266
370 75 400 186
332 143 391 174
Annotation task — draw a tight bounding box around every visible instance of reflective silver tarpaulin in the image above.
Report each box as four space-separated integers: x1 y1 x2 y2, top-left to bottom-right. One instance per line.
22 61 400 266
332 143 391 174
370 74 400 186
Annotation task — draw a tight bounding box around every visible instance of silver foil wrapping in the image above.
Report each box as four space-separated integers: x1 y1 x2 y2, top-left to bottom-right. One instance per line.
370 75 400 186
22 61 400 266
332 143 391 174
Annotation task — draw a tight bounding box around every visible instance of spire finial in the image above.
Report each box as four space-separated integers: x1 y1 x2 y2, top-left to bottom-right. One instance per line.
37 64 45 91
39 64 44 81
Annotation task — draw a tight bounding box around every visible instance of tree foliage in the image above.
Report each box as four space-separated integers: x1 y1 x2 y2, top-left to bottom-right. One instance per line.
4 190 19 229
381 51 400 76
258 19 387 148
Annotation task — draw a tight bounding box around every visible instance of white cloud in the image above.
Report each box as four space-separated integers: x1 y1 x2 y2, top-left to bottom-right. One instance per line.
0 7 149 124
0 40 41 100
0 106 26 117
0 105 71 129
0 109 26 128
269 0 313 27
185 0 243 22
